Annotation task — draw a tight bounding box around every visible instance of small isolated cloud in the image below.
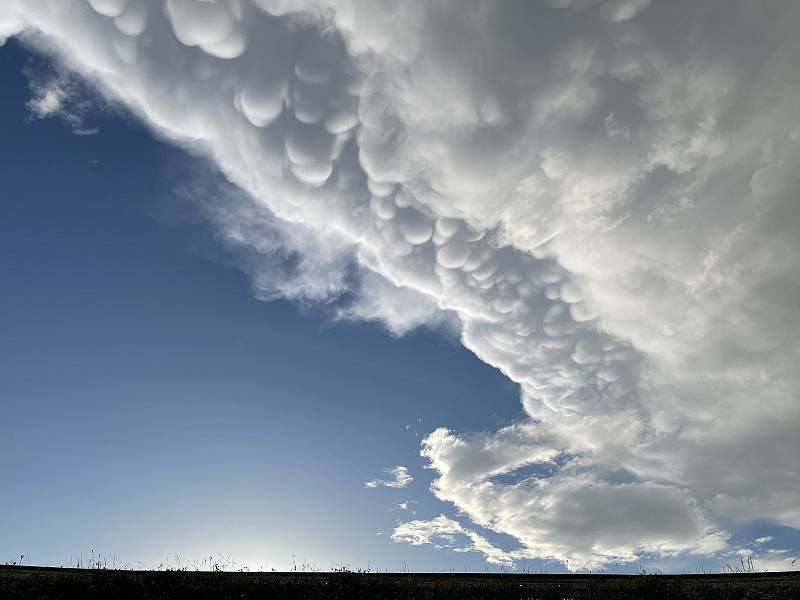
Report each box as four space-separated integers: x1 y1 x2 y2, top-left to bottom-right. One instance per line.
392 515 515 567
24 63 98 135
364 466 413 489
392 515 462 546
395 501 417 515
755 536 774 545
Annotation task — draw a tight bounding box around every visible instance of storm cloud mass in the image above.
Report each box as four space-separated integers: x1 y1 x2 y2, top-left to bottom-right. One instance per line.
3 0 799 568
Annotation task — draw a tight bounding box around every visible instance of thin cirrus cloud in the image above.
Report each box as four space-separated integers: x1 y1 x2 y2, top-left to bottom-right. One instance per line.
2 0 799 569
364 466 413 490
24 62 99 135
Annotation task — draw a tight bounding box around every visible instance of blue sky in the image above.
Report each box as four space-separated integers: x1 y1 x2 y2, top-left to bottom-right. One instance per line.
2 1 800 574
0 40 526 571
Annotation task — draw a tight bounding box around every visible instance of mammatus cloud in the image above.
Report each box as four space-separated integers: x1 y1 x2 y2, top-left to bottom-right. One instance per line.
3 0 800 569
365 466 413 489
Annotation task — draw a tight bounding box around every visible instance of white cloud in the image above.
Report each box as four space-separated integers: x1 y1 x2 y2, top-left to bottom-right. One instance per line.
755 537 774 545
391 515 515 566
169 173 355 305
725 549 799 573
462 530 516 568
364 466 413 489
336 270 458 337
421 425 727 569
751 556 798 572
391 515 463 546
395 501 416 515
24 61 99 135
2 0 800 569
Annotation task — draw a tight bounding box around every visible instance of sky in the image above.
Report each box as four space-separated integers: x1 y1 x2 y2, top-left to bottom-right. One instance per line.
1 0 799 574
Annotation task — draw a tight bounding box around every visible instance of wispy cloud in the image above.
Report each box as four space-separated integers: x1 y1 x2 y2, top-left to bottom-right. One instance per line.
364 466 413 489
24 63 98 135
755 537 774 545
392 515 515 567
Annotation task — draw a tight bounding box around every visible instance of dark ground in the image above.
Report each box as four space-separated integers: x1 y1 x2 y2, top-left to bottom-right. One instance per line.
1 565 799 599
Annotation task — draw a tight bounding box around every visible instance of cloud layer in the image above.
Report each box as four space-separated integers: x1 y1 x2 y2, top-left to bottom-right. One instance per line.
3 0 800 568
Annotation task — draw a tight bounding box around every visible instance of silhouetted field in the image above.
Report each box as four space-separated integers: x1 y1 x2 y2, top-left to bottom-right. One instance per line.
2 566 799 599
